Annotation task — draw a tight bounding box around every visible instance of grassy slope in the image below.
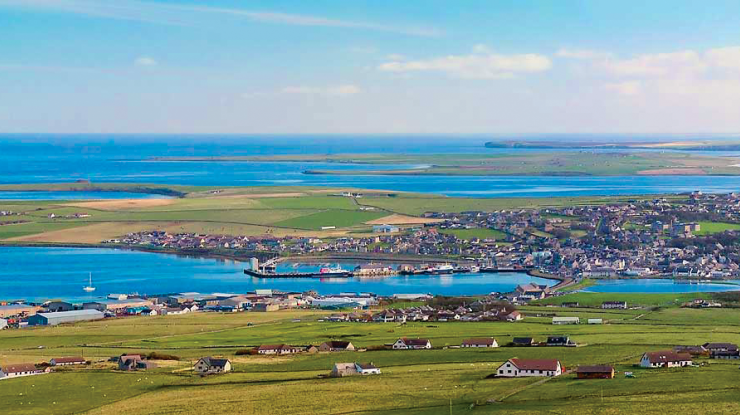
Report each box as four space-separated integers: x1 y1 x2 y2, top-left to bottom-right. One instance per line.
3 306 740 414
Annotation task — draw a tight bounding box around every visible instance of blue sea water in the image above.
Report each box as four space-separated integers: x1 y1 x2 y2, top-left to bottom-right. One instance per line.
0 191 168 200
0 247 552 302
1 134 740 197
3 134 740 299
583 279 740 294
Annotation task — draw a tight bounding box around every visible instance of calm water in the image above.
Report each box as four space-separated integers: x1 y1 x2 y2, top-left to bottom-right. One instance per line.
583 279 740 293
2 134 740 197
0 247 552 302
0 191 169 200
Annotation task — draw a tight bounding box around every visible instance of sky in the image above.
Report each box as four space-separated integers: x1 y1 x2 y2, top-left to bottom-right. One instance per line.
2 0 740 135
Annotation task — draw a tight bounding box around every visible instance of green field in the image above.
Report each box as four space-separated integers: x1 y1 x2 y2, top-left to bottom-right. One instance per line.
4 303 740 414
1 184 685 245
440 228 506 241
696 221 740 235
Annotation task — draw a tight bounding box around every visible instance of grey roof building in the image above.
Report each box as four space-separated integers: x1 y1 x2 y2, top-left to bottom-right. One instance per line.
27 309 104 326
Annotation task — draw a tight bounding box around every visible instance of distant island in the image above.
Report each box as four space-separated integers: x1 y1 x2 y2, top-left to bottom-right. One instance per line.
150 152 740 177
484 140 740 151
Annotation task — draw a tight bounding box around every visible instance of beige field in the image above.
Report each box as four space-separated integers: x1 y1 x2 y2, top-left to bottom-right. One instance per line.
365 214 444 225
64 198 176 211
7 221 174 243
637 168 707 175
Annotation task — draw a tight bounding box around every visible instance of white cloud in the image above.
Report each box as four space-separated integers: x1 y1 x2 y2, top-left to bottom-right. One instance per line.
281 85 362 96
134 56 157 66
378 50 552 79
556 49 612 60
604 81 642 96
599 50 706 78
0 0 440 36
705 46 740 71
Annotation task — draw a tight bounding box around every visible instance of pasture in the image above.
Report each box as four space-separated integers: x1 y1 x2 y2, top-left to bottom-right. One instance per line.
3 304 740 414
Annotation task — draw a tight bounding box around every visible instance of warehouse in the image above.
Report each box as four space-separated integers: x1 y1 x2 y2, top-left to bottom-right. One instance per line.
27 310 104 326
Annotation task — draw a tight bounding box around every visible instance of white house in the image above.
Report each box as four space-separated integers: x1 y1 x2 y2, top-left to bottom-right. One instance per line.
0 318 7 330
0 363 42 379
194 357 232 374
50 356 86 366
496 359 563 378
640 351 692 368
587 319 603 324
461 338 498 348
552 317 580 325
392 338 432 350
355 362 381 375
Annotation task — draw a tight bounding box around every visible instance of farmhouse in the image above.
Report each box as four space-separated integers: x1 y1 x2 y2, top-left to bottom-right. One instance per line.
257 344 303 355
355 362 381 375
392 338 432 350
330 362 381 377
602 301 627 309
461 338 498 348
587 319 603 324
118 355 156 371
496 359 563 377
50 356 86 366
330 363 358 377
194 357 232 374
27 309 104 326
552 316 579 325
576 365 615 379
640 351 692 368
702 343 739 353
0 363 42 379
511 337 535 347
546 336 574 347
319 341 355 352
673 345 708 356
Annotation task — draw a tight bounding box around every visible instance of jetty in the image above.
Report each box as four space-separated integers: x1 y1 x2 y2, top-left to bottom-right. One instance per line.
244 269 353 279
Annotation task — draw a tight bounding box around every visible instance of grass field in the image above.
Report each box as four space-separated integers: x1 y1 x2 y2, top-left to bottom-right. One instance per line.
696 221 740 235
439 228 506 241
2 184 684 244
4 303 740 414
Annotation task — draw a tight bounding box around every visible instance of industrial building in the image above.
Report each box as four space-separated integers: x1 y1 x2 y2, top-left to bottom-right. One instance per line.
82 298 153 312
27 309 104 326
0 304 38 318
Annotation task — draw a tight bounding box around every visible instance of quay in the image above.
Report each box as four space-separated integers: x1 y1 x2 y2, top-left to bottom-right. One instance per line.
244 269 353 279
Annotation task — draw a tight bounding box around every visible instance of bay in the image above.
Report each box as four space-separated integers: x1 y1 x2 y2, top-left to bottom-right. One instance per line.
0 247 552 302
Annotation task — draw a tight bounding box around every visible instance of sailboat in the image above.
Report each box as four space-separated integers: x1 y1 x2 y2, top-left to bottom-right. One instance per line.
83 272 96 292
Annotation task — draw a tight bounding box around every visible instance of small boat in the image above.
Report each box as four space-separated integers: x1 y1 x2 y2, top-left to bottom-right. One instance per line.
83 272 96 292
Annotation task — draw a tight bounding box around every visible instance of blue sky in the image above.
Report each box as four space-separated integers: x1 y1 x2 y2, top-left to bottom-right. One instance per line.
2 0 740 134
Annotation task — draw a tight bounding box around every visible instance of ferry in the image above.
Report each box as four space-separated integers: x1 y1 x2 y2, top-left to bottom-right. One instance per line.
426 264 454 275
319 265 353 277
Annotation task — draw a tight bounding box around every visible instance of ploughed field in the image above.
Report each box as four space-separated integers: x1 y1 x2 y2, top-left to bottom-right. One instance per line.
4 301 740 414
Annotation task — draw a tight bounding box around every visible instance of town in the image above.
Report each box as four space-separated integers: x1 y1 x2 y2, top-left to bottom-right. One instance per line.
108 191 740 282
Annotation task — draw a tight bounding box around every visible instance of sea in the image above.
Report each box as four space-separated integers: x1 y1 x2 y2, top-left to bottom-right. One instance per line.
3 134 740 300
